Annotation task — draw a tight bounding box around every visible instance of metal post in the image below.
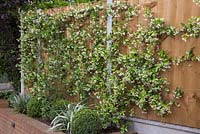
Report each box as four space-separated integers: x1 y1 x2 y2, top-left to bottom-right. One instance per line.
20 69 25 95
107 0 113 94
20 13 25 95
37 18 42 74
37 36 41 73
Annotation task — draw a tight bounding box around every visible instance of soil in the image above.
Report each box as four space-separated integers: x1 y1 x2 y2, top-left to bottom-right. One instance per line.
101 126 121 134
36 118 51 126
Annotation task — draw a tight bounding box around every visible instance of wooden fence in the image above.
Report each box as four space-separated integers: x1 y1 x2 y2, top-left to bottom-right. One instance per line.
44 0 200 129
124 0 200 129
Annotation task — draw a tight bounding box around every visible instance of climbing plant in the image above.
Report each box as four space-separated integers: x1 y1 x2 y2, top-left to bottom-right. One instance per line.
28 0 99 9
19 1 200 133
194 0 200 5
181 17 200 41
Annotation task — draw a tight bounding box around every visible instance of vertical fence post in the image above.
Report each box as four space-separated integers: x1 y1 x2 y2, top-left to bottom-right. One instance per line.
107 0 113 94
37 35 41 73
21 20 42 96
20 70 25 95
37 16 42 74
20 13 25 95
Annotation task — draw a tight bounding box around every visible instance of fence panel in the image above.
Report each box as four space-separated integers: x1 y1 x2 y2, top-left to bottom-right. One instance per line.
43 0 200 128
127 0 200 128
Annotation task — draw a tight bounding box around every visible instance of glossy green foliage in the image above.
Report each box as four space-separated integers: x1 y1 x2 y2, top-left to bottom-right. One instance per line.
27 97 43 117
19 1 200 132
181 17 200 41
71 109 102 134
193 0 200 5
0 91 13 99
30 0 99 9
48 99 70 120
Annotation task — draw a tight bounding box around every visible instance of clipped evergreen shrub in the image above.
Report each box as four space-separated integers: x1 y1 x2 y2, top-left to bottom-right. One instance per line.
41 99 51 120
51 99 69 111
27 97 42 117
71 109 102 134
48 99 70 120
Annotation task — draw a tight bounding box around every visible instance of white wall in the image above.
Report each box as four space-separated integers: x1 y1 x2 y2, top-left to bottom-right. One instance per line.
127 118 200 134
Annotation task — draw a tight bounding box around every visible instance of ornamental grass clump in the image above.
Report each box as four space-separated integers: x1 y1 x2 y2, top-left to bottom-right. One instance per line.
9 94 30 114
50 103 85 133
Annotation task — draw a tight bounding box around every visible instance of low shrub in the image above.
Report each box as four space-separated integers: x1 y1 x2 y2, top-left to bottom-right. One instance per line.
41 99 51 120
51 99 69 110
9 94 30 114
27 97 43 117
49 99 70 120
41 99 70 121
71 109 102 134
0 91 13 99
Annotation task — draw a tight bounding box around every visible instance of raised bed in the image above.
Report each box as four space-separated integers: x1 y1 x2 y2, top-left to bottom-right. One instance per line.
0 100 63 134
0 99 138 134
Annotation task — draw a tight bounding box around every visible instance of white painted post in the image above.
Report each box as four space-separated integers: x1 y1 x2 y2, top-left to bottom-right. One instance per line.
37 36 41 73
107 0 113 94
20 15 25 95
37 17 42 74
20 70 24 95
